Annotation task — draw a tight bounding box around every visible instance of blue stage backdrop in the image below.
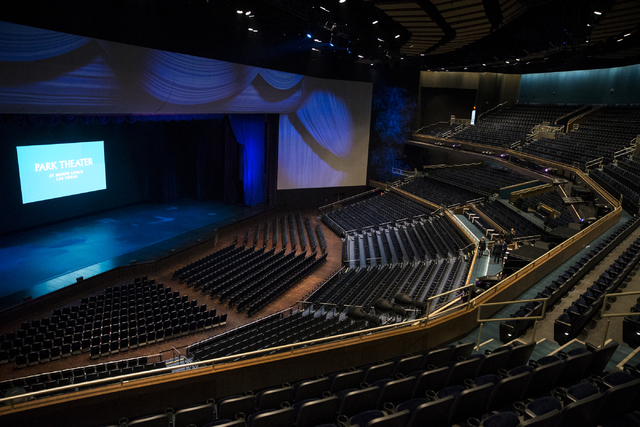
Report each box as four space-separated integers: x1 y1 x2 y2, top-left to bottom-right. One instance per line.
0 20 373 191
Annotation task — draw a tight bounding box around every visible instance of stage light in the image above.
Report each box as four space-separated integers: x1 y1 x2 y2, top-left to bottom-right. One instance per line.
248 28 254 31
594 11 602 15
314 38 321 43
245 11 251 15
372 20 378 24
506 61 509 64
625 33 631 37
377 38 384 42
307 33 312 38
618 38 623 42
357 54 364 58
482 63 486 66
340 0 346 3
395 34 400 39
311 48 319 52
237 10 243 14
320 6 330 12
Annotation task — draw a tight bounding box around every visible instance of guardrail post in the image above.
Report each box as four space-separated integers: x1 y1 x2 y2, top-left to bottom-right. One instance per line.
602 317 611 348
476 322 484 351
532 320 538 343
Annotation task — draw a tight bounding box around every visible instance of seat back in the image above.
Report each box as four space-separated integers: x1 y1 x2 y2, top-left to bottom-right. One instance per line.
405 395 454 427
447 382 494 425
363 362 396 385
583 340 619 378
487 371 531 411
423 348 451 367
366 409 411 427
525 359 564 398
338 387 380 418
330 369 365 394
445 357 482 387
218 395 257 421
248 407 295 427
555 350 593 387
596 378 640 425
557 392 603 427
256 386 295 411
294 377 331 402
377 376 416 408
518 409 561 427
449 342 475 361
394 355 425 376
174 403 215 427
504 341 535 370
477 349 512 377
413 366 449 398
295 396 339 427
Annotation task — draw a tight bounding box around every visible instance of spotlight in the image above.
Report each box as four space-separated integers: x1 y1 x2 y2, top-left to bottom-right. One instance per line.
311 48 319 52
237 10 243 14
625 33 631 37
307 33 312 38
339 0 346 3
314 38 322 43
395 34 400 39
594 10 602 15
372 20 378 24
357 55 364 58
320 6 330 12
245 11 251 15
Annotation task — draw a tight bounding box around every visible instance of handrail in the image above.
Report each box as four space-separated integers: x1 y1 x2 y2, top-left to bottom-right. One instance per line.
475 297 548 349
414 121 449 135
318 189 380 212
0 283 478 408
599 289 640 347
477 101 508 122
585 157 603 170
614 146 635 161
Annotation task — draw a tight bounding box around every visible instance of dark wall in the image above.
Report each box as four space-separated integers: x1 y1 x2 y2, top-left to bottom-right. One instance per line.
420 87 478 125
0 117 228 235
276 185 369 211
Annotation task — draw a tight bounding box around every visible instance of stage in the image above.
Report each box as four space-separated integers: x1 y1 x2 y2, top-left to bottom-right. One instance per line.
0 200 266 312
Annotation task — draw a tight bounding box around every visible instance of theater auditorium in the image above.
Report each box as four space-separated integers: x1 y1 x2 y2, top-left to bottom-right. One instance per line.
1 1 640 426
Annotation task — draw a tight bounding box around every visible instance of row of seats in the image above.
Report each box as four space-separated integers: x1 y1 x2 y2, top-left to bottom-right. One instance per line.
425 164 533 196
322 191 431 236
590 168 640 213
474 200 545 239
554 234 640 344
623 296 640 349
400 176 483 208
187 309 366 363
520 106 640 168
0 356 163 396
500 216 640 343
113 339 638 427
512 188 575 229
0 278 215 368
453 104 578 148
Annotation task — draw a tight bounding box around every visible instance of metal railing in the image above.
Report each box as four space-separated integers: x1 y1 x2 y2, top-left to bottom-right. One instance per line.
0 284 479 408
475 297 548 350
599 290 640 347
585 157 604 170
476 101 508 122
614 146 635 161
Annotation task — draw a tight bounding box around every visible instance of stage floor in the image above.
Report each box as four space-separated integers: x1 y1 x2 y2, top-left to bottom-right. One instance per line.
0 200 264 312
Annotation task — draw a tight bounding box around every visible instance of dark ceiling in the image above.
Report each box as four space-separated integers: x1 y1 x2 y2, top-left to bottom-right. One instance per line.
4 0 640 81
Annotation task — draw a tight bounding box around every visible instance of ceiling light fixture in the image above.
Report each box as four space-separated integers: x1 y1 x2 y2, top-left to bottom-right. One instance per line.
339 0 346 3
358 55 364 58
312 48 319 52
624 33 631 37
314 38 321 43
307 33 312 38
372 20 378 25
395 35 400 39
237 10 243 14
594 11 602 15
320 6 330 12
245 11 251 15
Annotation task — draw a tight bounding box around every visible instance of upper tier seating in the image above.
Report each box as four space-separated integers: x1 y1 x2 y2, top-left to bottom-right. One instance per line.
400 177 484 207
425 164 534 195
321 192 431 237
454 104 579 148
521 106 640 168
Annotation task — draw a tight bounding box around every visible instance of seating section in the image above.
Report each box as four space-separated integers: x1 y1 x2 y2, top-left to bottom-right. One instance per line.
473 200 545 238
306 257 470 312
400 176 483 207
500 216 640 343
173 243 327 317
321 192 431 237
590 165 640 214
123 340 640 427
425 164 534 196
416 122 459 138
0 356 163 395
521 106 640 168
0 277 216 368
187 309 366 363
623 297 640 349
554 234 640 344
453 104 578 147
513 188 575 229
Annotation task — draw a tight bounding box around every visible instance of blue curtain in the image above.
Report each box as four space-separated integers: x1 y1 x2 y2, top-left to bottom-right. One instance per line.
229 115 265 206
